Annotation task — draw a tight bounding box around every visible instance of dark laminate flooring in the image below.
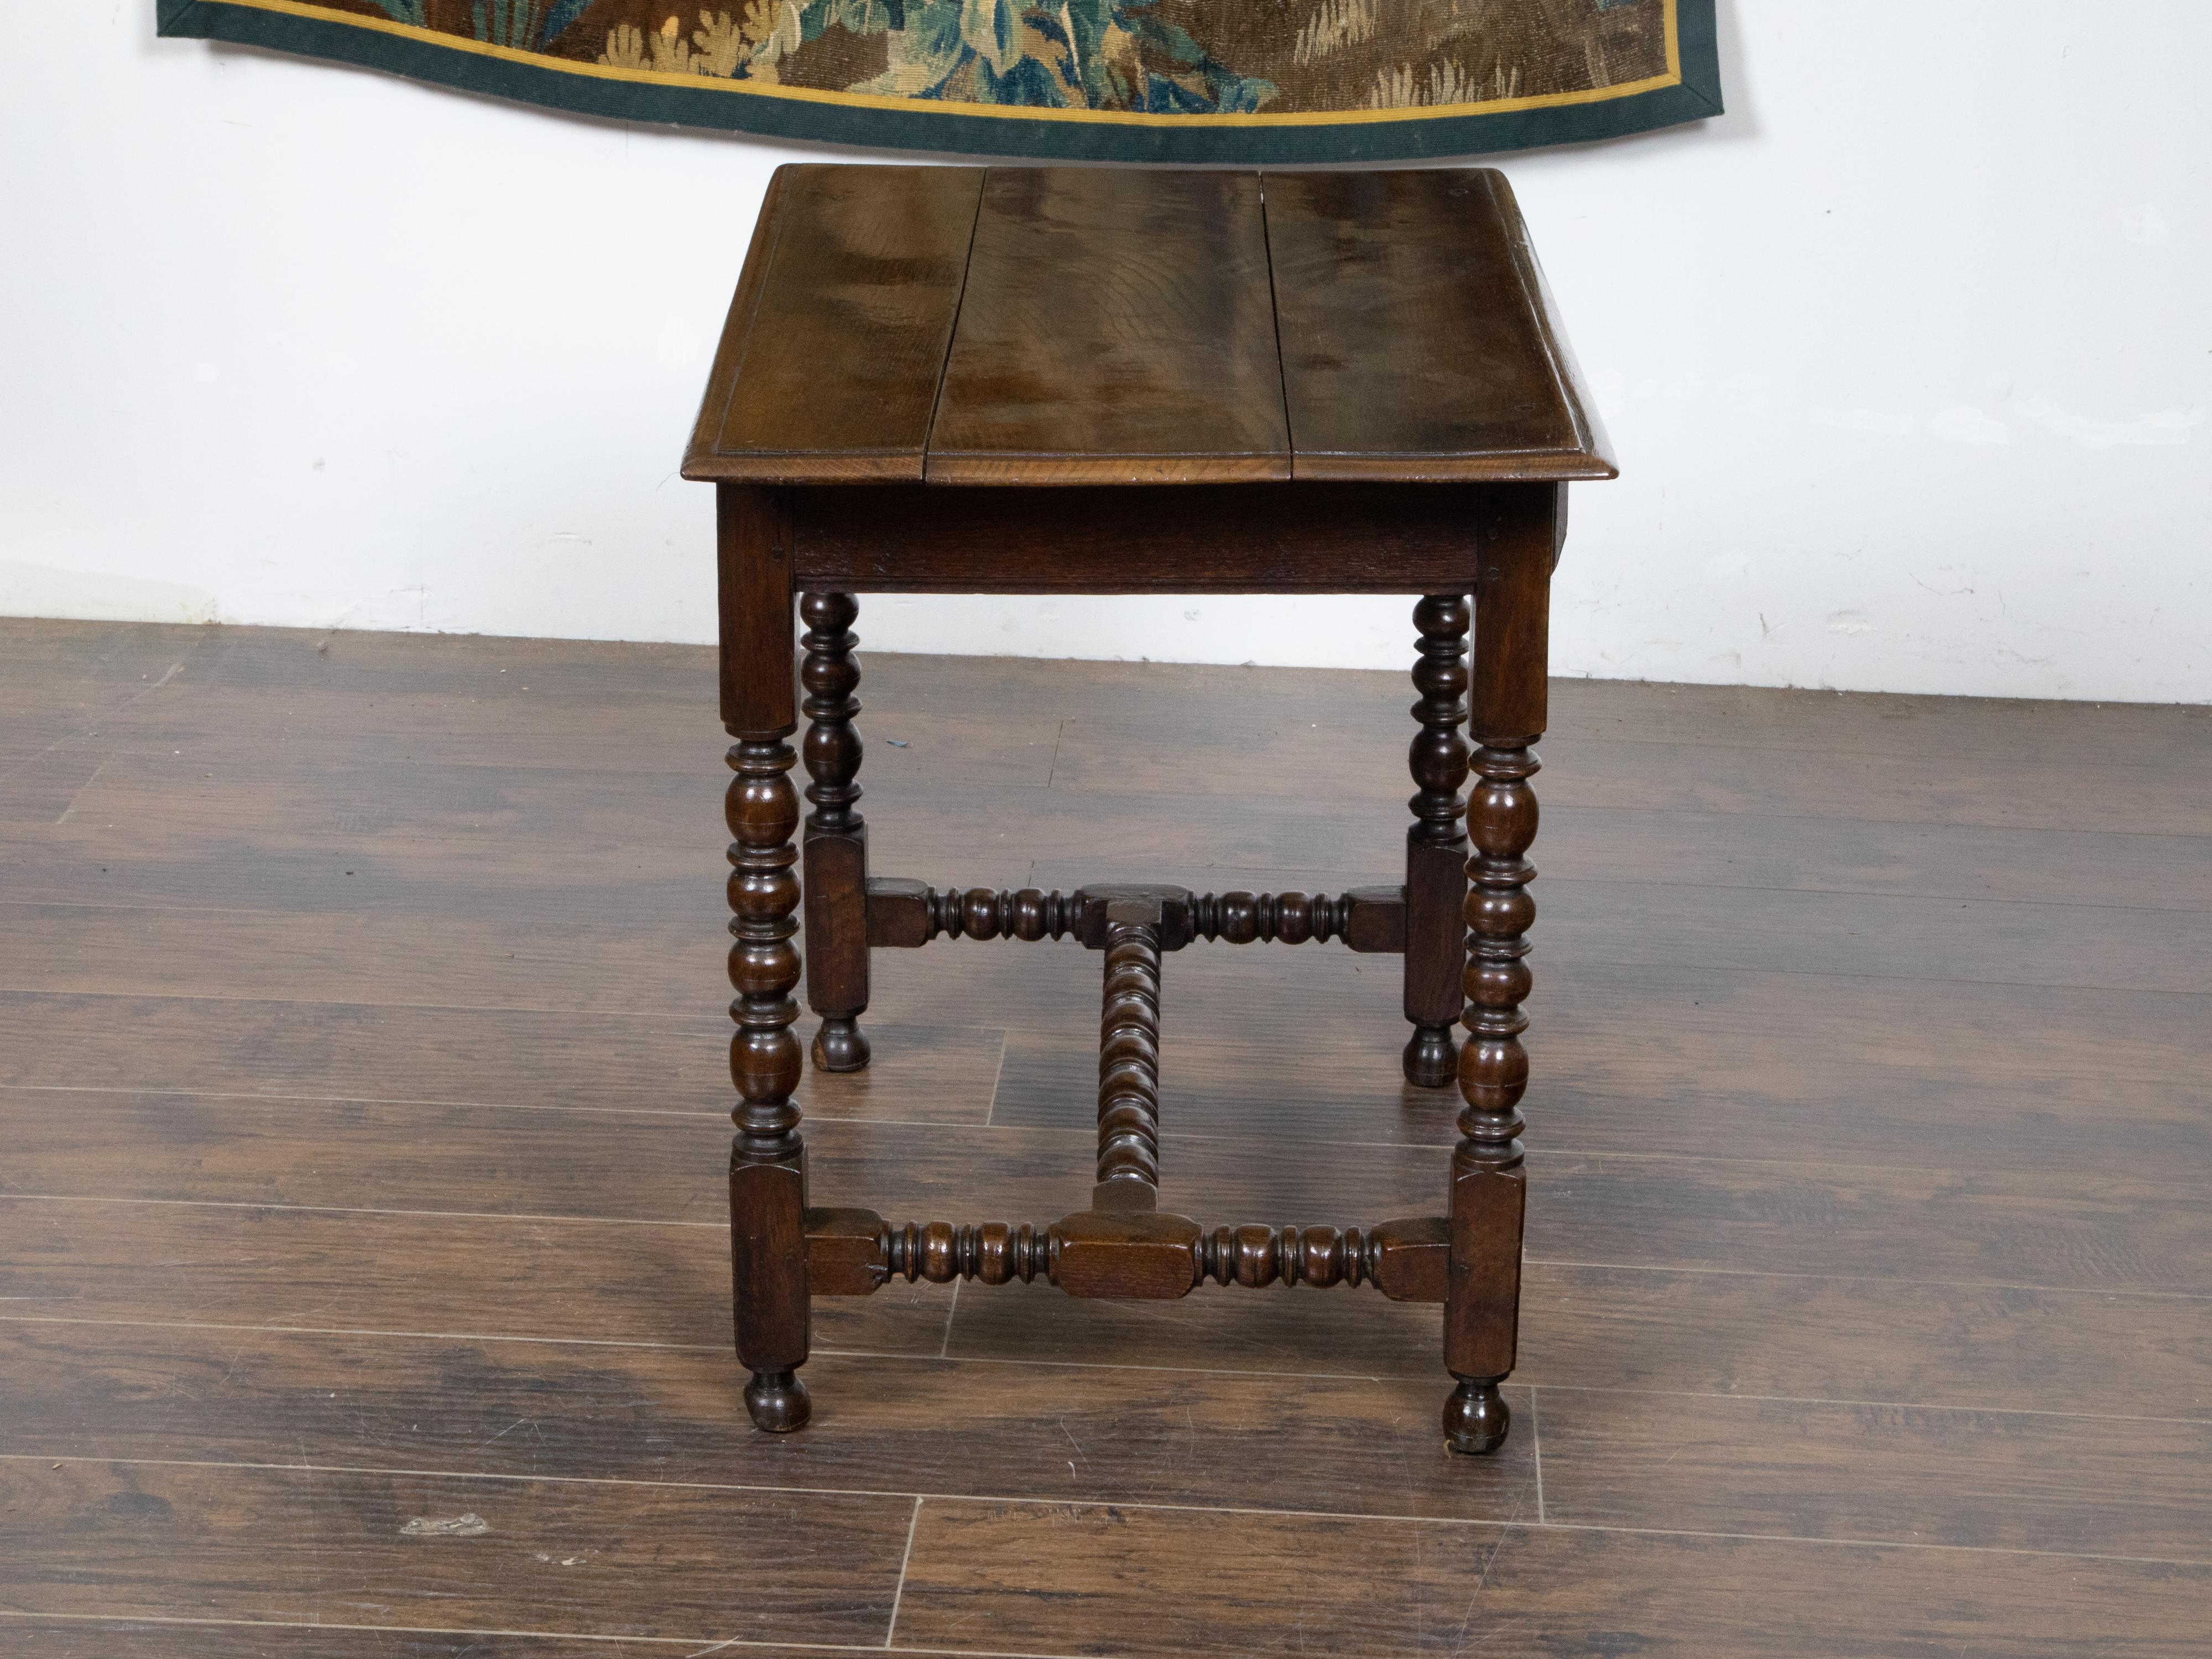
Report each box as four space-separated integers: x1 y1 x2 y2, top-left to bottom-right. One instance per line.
2 618 2208 1656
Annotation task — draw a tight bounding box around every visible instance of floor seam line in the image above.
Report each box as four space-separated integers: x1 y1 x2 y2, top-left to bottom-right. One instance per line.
1531 1386 1546 1525
884 1495 924 1650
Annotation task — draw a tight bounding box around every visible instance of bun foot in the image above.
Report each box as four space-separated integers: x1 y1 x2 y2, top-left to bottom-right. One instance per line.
744 1369 812 1432
1443 1377 1510 1455
811 1018 872 1073
1402 1024 1458 1089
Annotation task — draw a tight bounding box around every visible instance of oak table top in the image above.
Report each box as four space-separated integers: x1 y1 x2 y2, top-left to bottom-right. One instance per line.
682 164 1616 489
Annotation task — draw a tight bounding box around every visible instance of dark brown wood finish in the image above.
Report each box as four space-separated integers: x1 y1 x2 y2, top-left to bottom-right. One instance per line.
862 879 1406 951
684 165 984 484
682 163 1615 488
925 168 1290 484
719 486 811 1431
1404 594 1472 1088
1444 483 1564 1451
1264 169 1617 481
799 591 870 1072
806 1210 1447 1299
698 167 1616 1452
1094 896 1166 1206
789 482 1495 593
712 484 791 733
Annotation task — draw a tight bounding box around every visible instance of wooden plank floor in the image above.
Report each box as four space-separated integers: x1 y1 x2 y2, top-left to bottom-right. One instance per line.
2 617 2208 1656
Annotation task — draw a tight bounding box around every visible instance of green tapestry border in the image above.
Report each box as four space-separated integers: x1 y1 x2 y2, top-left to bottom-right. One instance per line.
156 0 1720 164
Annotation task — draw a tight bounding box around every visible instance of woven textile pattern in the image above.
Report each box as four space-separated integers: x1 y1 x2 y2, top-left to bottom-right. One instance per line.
158 0 1720 161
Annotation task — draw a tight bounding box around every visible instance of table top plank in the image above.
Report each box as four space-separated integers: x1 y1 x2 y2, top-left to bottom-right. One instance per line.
1264 170 1616 483
686 163 1614 489
923 168 1292 486
683 164 985 484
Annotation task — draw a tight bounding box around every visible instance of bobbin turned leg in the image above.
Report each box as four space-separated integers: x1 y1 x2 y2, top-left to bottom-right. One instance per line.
1404 594 1472 1088
1094 898 1165 1211
800 591 870 1073
719 484 812 1432
1444 486 1560 1453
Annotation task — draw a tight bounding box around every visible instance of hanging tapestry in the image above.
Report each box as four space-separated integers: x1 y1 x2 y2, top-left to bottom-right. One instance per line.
157 0 1719 164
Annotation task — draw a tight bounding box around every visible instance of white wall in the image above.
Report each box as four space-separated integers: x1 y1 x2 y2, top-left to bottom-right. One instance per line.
2 2 2206 701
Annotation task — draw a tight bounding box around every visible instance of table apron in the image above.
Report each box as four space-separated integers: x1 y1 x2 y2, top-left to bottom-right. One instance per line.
782 481 1562 594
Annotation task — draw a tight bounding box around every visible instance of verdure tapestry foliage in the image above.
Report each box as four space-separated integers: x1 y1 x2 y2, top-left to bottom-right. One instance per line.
158 0 1720 161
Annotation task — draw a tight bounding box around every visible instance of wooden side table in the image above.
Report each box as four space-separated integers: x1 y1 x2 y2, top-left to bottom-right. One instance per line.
681 164 1614 1454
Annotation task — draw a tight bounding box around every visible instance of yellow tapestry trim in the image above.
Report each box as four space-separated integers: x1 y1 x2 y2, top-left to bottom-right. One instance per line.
207 0 1684 128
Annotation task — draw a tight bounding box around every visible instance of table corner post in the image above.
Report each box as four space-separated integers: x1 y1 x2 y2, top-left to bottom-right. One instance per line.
718 482 812 1432
800 588 872 1074
1404 592 1473 1088
1443 481 1562 1453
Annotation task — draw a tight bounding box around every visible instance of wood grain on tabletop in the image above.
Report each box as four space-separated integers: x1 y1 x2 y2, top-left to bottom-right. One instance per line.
924 168 1289 484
